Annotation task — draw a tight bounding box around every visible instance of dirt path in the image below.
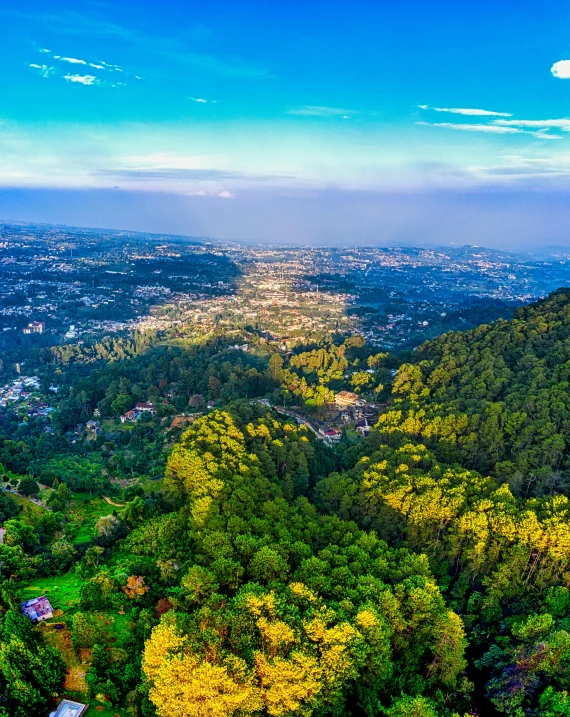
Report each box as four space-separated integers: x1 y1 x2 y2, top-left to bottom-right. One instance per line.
103 496 125 507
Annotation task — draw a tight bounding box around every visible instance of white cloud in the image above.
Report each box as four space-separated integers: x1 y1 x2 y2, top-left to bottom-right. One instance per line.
190 97 208 103
420 104 512 117
41 51 123 73
98 60 123 72
218 190 235 198
288 105 355 117
494 118 570 131
57 56 88 65
416 121 559 139
551 60 570 79
64 74 99 85
39 48 51 54
29 63 54 78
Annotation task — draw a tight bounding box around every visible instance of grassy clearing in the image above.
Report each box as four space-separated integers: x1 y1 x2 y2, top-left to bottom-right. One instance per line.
105 611 131 648
23 570 83 609
9 492 48 524
85 701 122 716
101 419 133 433
39 485 55 502
69 495 115 545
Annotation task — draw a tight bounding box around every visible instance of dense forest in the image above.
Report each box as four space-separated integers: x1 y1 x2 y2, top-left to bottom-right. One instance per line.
3 291 570 715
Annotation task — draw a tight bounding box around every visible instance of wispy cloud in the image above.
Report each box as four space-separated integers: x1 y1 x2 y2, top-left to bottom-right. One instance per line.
190 97 208 103
29 47 127 87
494 118 570 131
55 56 88 65
551 60 570 79
13 9 269 79
467 155 570 183
97 60 124 72
64 74 99 86
39 48 124 73
419 104 512 117
416 121 559 139
29 63 55 78
288 105 354 117
218 191 235 198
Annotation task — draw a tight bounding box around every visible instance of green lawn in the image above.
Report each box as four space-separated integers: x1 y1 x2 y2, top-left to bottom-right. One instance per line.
84 702 121 717
70 495 115 545
23 571 84 609
101 418 134 432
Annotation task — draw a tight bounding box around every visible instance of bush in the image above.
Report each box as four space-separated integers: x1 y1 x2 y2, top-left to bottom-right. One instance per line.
18 476 40 497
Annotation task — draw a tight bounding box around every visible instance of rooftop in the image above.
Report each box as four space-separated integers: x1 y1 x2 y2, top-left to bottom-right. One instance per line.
49 700 88 717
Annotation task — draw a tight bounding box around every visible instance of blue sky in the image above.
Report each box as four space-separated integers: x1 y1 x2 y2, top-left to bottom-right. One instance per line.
1 0 570 245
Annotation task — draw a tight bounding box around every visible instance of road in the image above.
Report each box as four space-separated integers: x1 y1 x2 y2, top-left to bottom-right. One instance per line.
2 486 51 510
273 406 332 444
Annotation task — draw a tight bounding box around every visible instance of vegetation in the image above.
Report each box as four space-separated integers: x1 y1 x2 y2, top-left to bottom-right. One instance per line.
5 289 570 714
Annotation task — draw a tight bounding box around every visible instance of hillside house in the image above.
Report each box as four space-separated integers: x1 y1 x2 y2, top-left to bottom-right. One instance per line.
120 409 141 423
21 595 53 623
135 402 155 413
334 391 364 409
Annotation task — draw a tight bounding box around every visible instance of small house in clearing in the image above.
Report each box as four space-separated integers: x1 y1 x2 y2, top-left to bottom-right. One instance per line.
21 595 53 622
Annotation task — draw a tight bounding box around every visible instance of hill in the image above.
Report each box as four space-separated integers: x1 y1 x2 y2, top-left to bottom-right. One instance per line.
4 290 570 716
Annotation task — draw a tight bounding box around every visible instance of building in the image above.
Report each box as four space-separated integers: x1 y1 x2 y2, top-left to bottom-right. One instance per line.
356 418 371 436
49 699 88 717
135 402 155 413
120 409 141 423
334 391 363 409
22 321 45 334
21 595 54 622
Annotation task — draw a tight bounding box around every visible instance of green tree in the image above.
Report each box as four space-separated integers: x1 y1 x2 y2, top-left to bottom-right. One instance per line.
18 475 40 497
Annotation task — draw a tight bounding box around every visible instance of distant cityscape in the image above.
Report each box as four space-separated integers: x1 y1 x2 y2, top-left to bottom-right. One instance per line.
2 222 570 358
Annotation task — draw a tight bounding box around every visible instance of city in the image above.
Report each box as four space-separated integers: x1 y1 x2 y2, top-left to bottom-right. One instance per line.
3 222 570 356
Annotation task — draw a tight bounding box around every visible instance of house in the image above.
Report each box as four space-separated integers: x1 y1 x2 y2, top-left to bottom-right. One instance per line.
86 420 100 433
21 595 54 623
49 699 88 717
135 402 155 413
120 409 141 423
356 418 370 436
22 321 45 334
334 391 363 409
207 400 216 409
324 429 342 442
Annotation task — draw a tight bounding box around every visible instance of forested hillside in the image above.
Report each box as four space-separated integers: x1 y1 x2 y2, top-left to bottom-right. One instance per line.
3 290 570 716
383 288 570 493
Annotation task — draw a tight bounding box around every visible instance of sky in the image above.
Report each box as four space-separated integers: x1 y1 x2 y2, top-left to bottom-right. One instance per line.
1 0 570 247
